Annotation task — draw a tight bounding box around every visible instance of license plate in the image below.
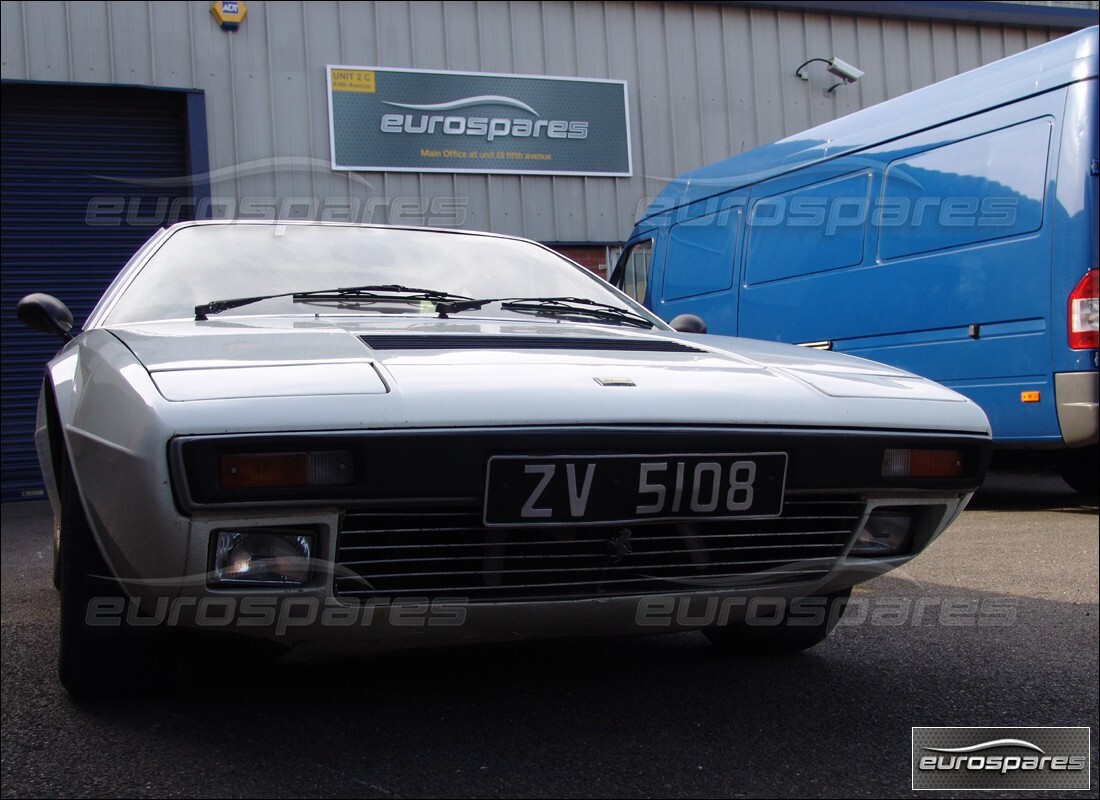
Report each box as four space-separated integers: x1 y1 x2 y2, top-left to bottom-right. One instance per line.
484 453 787 526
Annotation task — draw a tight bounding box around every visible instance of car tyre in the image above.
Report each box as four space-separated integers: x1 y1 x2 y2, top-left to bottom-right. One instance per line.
57 457 168 700
701 588 852 655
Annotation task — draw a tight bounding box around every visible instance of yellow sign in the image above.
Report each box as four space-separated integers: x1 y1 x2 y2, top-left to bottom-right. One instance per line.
211 1 247 31
331 69 376 93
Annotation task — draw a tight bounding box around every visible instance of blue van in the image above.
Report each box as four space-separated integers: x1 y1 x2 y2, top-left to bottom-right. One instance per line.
615 26 1098 494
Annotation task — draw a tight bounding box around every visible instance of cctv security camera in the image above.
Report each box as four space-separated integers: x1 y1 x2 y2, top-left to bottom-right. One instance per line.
794 55 864 95
827 57 864 83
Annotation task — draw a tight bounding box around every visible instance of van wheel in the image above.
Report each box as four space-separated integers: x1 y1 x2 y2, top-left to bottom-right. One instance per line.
702 589 851 655
57 459 168 700
1057 445 1099 498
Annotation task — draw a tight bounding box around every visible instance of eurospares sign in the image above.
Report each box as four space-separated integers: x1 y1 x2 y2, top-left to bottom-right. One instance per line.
327 66 632 176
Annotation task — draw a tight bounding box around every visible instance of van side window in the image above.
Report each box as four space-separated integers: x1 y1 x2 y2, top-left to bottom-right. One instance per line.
663 206 742 301
878 118 1051 260
744 172 871 286
616 239 653 302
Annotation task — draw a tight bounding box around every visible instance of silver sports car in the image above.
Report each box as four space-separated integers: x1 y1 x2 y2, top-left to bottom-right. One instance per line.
18 220 991 699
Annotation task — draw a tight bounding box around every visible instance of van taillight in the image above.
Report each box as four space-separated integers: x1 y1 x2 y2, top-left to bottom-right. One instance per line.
1068 269 1099 349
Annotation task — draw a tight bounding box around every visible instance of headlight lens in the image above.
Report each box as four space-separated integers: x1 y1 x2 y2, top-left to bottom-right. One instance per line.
850 508 915 557
210 529 314 585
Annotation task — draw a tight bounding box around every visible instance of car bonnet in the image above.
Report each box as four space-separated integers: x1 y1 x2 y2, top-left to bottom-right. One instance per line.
106 318 990 433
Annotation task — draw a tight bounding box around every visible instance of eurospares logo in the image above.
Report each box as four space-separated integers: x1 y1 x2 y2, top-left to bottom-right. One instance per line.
379 96 589 142
912 727 1090 790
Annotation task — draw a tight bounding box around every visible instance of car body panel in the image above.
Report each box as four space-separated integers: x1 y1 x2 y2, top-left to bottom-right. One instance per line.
26 221 992 673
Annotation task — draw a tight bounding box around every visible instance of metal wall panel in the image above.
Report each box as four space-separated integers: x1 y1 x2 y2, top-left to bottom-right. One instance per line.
0 1 1073 245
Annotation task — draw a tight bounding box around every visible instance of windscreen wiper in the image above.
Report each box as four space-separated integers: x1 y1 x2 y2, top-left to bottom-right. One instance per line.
436 296 655 328
195 285 473 320
501 297 656 328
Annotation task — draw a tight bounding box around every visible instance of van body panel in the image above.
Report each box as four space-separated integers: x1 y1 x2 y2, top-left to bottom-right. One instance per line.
619 27 1099 451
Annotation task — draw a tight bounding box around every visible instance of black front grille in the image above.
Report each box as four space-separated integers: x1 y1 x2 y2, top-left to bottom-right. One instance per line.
334 496 863 602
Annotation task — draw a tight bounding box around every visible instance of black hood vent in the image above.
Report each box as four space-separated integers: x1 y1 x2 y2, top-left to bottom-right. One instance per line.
360 334 709 354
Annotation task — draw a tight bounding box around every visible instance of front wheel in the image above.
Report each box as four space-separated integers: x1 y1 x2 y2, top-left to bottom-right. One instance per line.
56 459 168 700
701 589 852 655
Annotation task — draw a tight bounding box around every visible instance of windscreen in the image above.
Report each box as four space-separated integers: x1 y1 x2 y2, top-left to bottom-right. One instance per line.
104 223 657 325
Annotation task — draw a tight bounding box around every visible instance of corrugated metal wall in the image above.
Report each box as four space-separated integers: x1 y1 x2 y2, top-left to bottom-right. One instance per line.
0 1 1071 244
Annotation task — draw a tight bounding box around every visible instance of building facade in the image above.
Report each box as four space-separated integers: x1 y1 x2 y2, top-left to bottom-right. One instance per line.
1 0 1096 498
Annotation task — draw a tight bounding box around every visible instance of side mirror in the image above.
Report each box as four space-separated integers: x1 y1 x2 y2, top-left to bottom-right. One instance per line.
17 294 75 342
669 313 707 334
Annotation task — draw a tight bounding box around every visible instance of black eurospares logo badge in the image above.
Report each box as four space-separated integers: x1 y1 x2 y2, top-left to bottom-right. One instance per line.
912 727 1090 790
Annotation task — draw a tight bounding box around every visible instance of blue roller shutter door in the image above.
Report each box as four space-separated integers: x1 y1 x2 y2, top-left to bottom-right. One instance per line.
1 83 194 500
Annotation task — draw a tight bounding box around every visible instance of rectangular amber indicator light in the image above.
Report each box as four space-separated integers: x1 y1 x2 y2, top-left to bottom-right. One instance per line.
1021 391 1041 403
910 448 965 478
882 448 965 478
221 452 309 489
